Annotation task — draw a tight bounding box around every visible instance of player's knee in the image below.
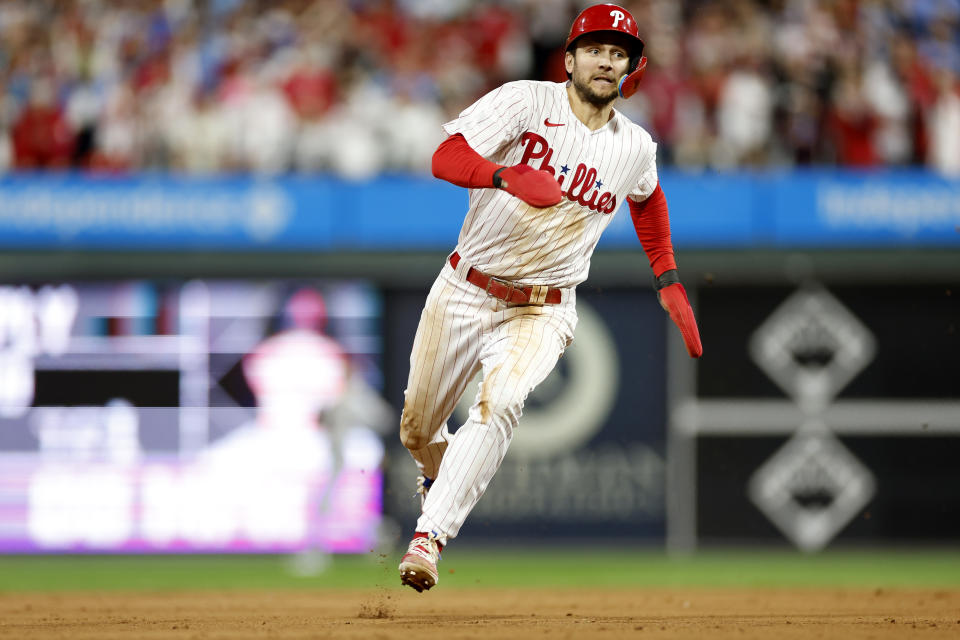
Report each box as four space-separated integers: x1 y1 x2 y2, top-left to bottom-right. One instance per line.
399 407 428 450
474 398 521 430
399 430 428 451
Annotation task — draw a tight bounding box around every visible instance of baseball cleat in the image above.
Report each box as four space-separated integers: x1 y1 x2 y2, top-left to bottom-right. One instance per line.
399 533 441 592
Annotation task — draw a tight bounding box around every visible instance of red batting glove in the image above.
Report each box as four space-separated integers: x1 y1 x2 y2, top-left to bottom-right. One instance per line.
617 56 648 99
494 164 562 208
656 270 703 358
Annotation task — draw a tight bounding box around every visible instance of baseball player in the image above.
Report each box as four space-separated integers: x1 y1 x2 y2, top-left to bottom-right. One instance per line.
397 3 703 592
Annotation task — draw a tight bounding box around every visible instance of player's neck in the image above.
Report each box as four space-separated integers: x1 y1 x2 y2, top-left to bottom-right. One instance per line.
565 83 616 131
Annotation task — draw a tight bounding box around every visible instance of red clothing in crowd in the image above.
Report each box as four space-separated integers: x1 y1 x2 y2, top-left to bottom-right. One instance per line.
828 109 878 167
11 104 74 169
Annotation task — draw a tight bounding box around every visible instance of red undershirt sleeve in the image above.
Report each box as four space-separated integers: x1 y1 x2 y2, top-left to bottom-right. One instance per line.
628 183 678 277
431 133 502 188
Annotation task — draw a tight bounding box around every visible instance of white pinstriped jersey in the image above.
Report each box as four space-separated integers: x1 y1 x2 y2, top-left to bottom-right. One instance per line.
443 80 659 289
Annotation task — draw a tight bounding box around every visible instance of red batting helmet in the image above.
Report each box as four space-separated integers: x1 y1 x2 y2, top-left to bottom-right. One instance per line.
565 3 645 70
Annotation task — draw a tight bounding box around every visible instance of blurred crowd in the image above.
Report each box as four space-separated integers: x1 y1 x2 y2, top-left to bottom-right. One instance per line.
1 0 958 178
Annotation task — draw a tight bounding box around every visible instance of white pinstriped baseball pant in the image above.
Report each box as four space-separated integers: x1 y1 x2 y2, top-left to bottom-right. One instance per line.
399 255 577 544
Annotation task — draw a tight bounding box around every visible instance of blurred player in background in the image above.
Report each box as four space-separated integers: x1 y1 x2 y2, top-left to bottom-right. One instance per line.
203 286 391 571
208 288 350 476
397 3 703 592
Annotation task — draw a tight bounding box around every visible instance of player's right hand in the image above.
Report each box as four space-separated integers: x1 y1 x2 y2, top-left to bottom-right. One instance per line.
494 164 562 208
656 270 703 358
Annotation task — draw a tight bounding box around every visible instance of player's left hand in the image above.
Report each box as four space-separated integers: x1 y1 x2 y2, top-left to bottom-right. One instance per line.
617 56 648 99
655 270 703 358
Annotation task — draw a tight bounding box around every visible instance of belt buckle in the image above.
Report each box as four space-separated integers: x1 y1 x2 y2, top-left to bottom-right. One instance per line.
488 276 531 304
486 275 516 302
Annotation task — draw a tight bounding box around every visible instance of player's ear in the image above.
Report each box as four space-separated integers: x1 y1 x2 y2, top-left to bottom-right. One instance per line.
564 50 575 76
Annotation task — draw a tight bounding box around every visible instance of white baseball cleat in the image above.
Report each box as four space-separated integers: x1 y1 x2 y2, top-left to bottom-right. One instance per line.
399 533 441 592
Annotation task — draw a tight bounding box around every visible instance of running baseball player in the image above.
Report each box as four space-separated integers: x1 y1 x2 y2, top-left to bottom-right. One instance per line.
397 3 703 592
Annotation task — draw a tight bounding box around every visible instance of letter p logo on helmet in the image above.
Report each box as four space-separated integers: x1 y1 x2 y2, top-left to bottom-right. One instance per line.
610 9 625 28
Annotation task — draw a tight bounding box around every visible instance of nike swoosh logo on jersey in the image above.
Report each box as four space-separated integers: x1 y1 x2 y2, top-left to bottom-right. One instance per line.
544 119 565 127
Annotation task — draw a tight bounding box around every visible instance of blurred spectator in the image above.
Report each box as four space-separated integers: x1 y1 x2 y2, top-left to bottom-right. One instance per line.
0 0 958 176
90 81 138 171
927 66 960 176
827 63 879 167
224 63 298 175
168 88 233 173
11 79 73 169
888 31 937 164
714 53 773 167
65 71 103 168
863 43 913 165
282 50 337 122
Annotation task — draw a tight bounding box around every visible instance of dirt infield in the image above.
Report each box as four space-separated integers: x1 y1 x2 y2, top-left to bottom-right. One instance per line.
2 587 958 639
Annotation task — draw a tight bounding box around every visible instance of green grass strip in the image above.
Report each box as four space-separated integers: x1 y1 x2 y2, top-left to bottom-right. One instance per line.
1 549 958 592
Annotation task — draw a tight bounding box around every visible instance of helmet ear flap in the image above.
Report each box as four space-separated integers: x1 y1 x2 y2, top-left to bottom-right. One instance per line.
630 40 645 73
618 56 647 99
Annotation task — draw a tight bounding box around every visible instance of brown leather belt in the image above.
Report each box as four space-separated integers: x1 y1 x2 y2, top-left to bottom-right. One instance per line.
449 252 562 305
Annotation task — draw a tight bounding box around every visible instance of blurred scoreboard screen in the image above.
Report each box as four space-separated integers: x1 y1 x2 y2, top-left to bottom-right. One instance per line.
0 279 387 553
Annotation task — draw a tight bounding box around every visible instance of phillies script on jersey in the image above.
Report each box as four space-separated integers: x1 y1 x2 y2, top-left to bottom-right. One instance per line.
443 80 658 288
518 131 616 214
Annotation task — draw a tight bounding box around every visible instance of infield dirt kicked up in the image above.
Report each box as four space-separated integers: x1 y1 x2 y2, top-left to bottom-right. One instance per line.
2 587 959 639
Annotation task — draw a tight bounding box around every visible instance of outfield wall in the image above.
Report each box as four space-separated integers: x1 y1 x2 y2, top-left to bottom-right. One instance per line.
0 170 956 553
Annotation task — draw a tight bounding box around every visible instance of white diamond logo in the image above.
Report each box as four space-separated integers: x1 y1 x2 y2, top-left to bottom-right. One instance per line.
749 288 875 413
749 428 875 551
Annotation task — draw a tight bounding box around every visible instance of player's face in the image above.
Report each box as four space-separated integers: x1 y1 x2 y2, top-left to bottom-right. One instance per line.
566 35 632 107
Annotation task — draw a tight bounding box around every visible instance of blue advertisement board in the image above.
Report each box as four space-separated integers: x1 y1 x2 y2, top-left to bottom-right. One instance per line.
0 170 957 250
